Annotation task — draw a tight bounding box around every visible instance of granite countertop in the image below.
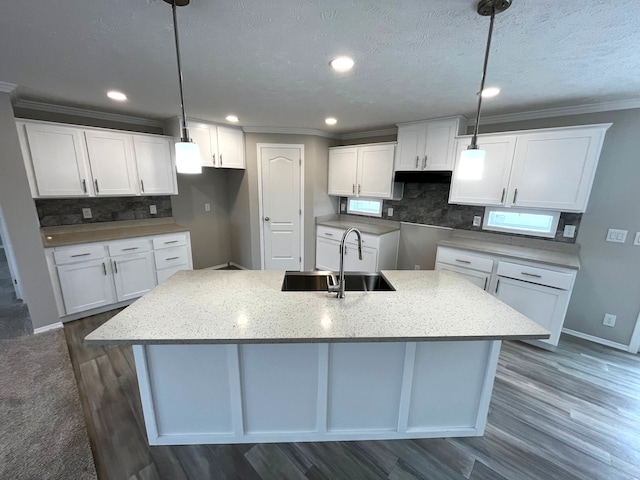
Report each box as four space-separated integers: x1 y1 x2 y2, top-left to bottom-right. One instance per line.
84 270 549 345
41 218 189 248
317 219 400 235
438 237 580 270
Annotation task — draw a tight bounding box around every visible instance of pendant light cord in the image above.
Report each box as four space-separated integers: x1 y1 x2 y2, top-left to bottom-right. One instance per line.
170 0 190 142
470 5 496 149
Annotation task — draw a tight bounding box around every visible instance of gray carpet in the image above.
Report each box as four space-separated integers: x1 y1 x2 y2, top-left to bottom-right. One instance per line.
0 329 97 479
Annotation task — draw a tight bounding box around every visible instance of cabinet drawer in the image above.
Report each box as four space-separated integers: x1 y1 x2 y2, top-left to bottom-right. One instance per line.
108 238 152 256
153 233 188 250
496 261 574 290
157 265 191 284
316 225 380 249
54 244 107 265
436 247 494 273
154 246 189 270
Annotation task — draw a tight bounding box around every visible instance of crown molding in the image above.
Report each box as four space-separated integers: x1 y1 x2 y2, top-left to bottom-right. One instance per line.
339 128 398 140
242 126 340 139
12 99 164 128
470 98 640 126
0 82 17 94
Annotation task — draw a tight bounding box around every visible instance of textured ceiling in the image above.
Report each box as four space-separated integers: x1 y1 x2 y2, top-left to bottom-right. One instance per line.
2 0 640 132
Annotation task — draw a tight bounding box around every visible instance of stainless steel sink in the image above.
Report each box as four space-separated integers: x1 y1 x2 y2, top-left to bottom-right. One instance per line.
281 271 395 292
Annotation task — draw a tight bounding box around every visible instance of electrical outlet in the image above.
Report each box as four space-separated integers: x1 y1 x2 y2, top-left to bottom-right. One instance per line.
606 229 627 243
563 225 576 238
82 208 92 219
149 205 157 215
634 232 640 246
204 203 211 212
340 203 346 212
603 313 617 327
388 207 394 217
414 265 420 270
473 216 482 227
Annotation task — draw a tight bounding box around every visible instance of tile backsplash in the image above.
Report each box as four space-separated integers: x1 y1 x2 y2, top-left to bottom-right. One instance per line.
341 182 581 243
35 196 172 227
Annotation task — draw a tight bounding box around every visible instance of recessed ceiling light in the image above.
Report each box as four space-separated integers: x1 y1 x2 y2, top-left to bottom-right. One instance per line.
330 56 354 72
325 117 337 126
481 87 501 98
226 115 239 122
107 90 127 101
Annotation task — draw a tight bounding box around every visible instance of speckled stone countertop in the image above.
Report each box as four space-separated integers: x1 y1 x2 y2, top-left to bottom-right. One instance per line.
438 237 580 270
84 270 549 345
41 218 189 248
316 219 400 235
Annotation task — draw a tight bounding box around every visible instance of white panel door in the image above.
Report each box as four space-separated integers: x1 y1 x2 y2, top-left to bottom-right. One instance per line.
425 120 456 170
395 124 427 171
435 262 490 291
357 144 395 198
316 237 340 271
85 131 137 195
57 259 116 315
217 127 245 169
260 146 302 270
133 136 177 195
508 128 605 212
112 252 157 302
449 135 517 206
328 148 358 196
189 124 216 167
24 123 91 197
343 245 378 272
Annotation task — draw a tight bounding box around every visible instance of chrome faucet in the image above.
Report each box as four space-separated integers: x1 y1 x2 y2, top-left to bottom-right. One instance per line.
328 227 362 299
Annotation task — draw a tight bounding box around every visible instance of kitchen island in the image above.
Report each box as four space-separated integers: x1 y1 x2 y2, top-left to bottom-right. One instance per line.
85 270 548 445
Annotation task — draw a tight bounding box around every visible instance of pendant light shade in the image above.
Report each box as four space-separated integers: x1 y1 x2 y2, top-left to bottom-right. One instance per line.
165 0 201 174
458 0 511 181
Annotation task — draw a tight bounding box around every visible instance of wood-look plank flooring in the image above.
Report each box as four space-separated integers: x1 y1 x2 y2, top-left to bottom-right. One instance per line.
64 311 640 480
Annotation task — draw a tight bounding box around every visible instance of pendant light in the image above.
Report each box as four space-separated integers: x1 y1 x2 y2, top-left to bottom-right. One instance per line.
458 0 511 181
165 0 201 174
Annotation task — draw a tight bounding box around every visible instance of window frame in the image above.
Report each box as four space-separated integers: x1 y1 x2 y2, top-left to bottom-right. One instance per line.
346 197 383 218
482 206 560 238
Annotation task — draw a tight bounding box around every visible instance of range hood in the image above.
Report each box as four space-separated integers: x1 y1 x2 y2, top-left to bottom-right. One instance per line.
393 170 452 184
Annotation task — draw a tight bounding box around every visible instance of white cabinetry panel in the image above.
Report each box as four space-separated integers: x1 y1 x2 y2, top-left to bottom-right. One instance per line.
217 126 245 169
84 130 137 195
57 259 116 314
189 124 217 167
395 123 427 171
357 144 395 197
328 148 358 196
112 252 156 302
316 237 341 271
343 245 378 272
133 135 177 195
435 262 490 291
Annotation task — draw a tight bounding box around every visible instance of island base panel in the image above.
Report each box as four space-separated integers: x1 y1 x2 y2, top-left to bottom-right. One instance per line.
133 340 501 445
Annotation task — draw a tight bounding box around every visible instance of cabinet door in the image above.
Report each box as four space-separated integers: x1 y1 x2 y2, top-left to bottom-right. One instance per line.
435 262 490 291
57 260 116 315
112 252 157 302
85 131 137 195
508 128 606 212
449 135 517 206
316 237 340 270
424 120 457 171
189 124 216 167
328 148 358 196
395 124 427 171
357 144 394 198
24 123 91 197
133 135 177 195
217 127 245 169
343 245 378 272
494 277 569 346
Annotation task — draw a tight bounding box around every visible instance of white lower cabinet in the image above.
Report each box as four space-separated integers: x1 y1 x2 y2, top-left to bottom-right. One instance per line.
343 245 378 272
436 246 577 350
48 231 193 318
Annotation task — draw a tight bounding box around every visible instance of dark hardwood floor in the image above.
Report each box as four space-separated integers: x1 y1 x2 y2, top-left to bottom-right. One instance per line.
64 311 640 480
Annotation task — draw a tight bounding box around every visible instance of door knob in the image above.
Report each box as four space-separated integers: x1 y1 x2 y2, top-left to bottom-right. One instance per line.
264 217 270 221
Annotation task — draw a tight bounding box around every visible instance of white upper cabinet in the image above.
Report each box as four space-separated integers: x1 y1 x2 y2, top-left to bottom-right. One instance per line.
189 124 217 167
133 135 177 195
449 124 610 213
85 130 138 196
328 143 395 198
21 123 92 197
395 117 467 171
217 126 246 169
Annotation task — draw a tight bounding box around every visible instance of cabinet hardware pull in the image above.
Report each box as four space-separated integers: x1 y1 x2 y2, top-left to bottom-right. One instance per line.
113 260 118 274
495 279 500 293
415 155 419 168
122 247 138 251
264 217 270 221
164 240 179 244
358 184 361 195
102 262 107 275
324 233 333 236
82 179 87 193
423 155 428 169
166 256 180 261
352 184 355 194
521 272 542 278
219 154 223 165
94 179 100 193
501 188 506 203
455 259 471 264
71 253 91 257
484 277 488 290
212 153 216 165
513 188 518 205
140 179 145 193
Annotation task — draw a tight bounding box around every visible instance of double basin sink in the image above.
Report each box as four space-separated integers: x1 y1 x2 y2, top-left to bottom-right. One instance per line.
281 271 395 292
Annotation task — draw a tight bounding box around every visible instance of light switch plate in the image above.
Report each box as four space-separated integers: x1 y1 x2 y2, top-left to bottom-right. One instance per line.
149 205 157 215
204 203 211 212
634 232 640 246
473 216 482 227
603 313 616 327
606 228 627 243
82 208 92 219
563 225 576 238
387 207 394 217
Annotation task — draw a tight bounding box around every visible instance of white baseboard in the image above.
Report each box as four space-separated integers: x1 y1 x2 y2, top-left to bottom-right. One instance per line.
34 322 64 335
229 262 249 270
562 328 630 352
202 263 231 270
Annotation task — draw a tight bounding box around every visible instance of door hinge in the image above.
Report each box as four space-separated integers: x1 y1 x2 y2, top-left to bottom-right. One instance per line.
299 257 302 263
299 158 302 165
299 209 302 215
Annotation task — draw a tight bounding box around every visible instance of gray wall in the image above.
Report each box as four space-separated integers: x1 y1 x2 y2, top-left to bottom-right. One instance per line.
396 223 454 271
0 94 59 330
230 133 337 270
479 109 640 346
